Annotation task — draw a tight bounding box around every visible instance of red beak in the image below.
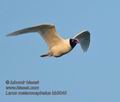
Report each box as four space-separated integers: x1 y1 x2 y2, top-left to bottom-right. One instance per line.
76 39 80 43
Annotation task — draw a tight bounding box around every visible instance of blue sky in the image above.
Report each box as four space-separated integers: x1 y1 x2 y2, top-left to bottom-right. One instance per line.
0 0 120 102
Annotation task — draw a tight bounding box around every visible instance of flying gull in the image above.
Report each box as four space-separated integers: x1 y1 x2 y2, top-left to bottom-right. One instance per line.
7 24 90 57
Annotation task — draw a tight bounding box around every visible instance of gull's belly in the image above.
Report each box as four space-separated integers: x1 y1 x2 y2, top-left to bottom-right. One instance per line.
50 43 71 57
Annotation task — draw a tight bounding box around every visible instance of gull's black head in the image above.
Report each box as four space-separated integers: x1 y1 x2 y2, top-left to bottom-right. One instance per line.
69 39 79 49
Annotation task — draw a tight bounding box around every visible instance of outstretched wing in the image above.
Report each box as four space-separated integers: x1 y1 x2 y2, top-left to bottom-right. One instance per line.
7 24 63 48
74 30 90 52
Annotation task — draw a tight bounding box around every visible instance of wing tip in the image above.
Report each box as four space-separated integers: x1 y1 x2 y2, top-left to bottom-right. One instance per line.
80 30 90 36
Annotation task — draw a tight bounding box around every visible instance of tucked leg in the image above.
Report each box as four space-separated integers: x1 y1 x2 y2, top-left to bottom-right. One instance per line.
40 51 53 57
40 53 49 57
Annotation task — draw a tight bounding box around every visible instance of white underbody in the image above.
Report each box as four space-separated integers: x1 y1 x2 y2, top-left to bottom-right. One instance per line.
48 39 72 57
